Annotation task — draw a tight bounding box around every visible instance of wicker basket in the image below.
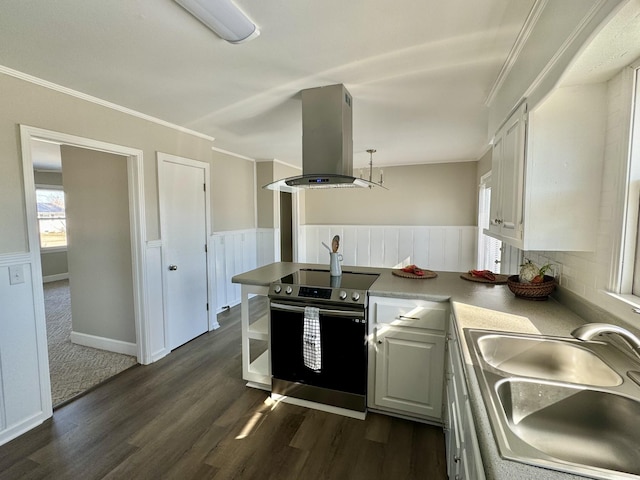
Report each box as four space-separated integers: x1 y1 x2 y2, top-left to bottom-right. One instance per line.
507 275 556 300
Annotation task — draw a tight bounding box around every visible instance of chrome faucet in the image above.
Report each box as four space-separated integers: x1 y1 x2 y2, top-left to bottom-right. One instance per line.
571 323 640 358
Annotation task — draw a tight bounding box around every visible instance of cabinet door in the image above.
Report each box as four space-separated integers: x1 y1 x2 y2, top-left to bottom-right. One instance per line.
489 102 526 245
499 107 526 242
488 133 504 235
374 326 445 418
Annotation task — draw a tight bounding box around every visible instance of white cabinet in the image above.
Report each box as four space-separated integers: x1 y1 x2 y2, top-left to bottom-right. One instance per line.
486 85 606 252
489 102 526 245
368 296 446 421
239 284 270 389
445 315 485 480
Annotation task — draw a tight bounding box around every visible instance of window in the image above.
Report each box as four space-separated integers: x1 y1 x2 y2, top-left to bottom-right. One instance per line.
36 186 67 249
477 173 502 272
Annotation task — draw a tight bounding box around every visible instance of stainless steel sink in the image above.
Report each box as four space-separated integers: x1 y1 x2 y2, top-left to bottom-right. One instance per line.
476 333 622 386
465 329 640 479
497 379 640 476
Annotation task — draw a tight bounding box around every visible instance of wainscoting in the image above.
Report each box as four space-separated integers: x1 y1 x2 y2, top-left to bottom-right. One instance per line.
211 229 276 313
209 225 477 314
0 253 51 446
301 225 477 272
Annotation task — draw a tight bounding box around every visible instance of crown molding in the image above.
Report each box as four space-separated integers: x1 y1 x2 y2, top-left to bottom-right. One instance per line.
0 64 216 142
485 0 547 106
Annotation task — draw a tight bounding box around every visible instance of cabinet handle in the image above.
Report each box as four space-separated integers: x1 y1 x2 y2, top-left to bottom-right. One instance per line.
397 315 420 321
493 218 502 225
377 340 382 344
454 455 460 463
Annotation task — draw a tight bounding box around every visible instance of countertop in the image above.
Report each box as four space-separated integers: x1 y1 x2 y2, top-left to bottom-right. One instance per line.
232 262 618 480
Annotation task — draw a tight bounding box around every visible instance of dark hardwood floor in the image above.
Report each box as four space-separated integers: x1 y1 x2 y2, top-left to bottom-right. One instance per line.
0 299 447 480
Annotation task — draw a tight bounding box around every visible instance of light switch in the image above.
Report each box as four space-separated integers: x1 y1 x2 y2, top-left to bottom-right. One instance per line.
9 265 25 285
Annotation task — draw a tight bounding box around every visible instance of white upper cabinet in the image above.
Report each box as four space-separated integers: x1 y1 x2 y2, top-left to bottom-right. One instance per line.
486 84 606 251
488 102 526 245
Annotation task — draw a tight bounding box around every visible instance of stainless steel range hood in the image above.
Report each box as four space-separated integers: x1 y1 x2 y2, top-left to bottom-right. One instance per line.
263 84 385 191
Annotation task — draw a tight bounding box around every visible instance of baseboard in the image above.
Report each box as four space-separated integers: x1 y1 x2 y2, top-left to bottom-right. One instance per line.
43 273 69 283
70 331 137 356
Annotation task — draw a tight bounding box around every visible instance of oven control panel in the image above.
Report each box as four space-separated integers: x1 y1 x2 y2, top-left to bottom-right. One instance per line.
268 283 367 305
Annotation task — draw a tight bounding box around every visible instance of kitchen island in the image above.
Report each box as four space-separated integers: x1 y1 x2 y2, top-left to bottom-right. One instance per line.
232 262 629 480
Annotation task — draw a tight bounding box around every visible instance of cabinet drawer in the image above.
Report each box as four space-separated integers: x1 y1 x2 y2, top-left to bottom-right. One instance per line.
374 301 446 331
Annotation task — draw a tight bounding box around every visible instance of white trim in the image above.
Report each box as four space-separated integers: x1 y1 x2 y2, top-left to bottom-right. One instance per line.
43 273 69 283
70 331 137 356
212 227 261 235
211 146 255 162
485 0 547 106
146 239 162 249
20 125 150 374
0 253 31 267
40 246 67 254
2 66 215 142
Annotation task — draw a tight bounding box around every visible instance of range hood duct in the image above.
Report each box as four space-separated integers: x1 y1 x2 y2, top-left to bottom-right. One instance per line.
263 84 385 191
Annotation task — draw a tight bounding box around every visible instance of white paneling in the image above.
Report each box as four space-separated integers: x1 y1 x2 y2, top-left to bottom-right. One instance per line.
370 227 386 267
413 227 429 268
384 228 400 267
211 229 267 313
0 258 51 447
212 236 227 311
444 229 461 271
428 229 446 271
341 226 358 267
398 229 414 267
356 228 371 266
257 229 276 266
301 225 477 272
144 242 167 361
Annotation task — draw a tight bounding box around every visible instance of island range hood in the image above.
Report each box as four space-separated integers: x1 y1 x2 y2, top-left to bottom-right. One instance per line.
263 84 385 191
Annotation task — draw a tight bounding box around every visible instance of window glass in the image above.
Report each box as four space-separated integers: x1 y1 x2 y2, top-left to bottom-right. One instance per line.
478 175 502 271
36 188 67 248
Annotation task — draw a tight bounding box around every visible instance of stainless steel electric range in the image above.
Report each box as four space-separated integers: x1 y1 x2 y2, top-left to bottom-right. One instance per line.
268 269 380 413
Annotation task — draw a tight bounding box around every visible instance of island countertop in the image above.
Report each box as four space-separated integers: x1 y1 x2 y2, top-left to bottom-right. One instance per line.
232 262 615 480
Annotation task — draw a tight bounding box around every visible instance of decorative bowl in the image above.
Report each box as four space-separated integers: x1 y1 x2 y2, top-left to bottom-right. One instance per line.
507 275 556 301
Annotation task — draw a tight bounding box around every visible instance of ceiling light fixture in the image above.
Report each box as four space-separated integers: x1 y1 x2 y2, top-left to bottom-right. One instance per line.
174 0 260 44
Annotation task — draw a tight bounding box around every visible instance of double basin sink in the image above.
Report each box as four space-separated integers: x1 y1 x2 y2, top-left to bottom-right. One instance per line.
465 328 640 479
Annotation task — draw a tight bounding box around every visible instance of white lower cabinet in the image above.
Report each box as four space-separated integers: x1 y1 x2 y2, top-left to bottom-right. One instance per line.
368 296 446 421
445 315 485 480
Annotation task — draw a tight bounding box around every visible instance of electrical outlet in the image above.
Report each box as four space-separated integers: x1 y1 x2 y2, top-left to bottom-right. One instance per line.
9 265 25 285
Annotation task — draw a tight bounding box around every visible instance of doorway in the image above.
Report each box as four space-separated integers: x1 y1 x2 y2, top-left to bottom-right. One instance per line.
280 191 293 262
20 125 150 414
33 141 138 405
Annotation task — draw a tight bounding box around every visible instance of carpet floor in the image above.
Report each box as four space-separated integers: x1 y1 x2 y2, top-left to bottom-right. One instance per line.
44 279 138 406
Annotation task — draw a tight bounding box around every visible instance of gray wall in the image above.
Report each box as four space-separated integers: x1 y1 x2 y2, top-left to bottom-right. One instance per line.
62 146 135 343
211 150 256 232
304 162 478 226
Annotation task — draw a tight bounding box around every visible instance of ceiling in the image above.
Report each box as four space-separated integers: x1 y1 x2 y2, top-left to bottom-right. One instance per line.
0 0 588 170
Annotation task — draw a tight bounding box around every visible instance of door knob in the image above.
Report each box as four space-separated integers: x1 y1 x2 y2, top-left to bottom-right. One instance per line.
168 264 178 271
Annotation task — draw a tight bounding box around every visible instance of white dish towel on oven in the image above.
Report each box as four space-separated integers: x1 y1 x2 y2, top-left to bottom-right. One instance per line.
303 306 321 372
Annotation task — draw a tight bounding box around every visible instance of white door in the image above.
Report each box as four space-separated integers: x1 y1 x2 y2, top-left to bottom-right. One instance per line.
158 153 209 350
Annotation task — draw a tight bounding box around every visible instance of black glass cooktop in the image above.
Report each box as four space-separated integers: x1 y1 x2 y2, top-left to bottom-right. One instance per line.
278 269 379 290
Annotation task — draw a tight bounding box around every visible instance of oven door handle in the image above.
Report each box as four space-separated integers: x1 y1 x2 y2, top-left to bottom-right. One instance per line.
270 302 365 319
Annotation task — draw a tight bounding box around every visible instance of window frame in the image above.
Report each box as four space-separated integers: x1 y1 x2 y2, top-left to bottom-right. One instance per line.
35 183 68 252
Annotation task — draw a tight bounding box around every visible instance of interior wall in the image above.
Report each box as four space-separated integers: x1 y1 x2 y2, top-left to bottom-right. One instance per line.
304 162 478 226
524 69 627 300
211 150 255 232
0 71 215 255
61 146 135 344
256 162 274 229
